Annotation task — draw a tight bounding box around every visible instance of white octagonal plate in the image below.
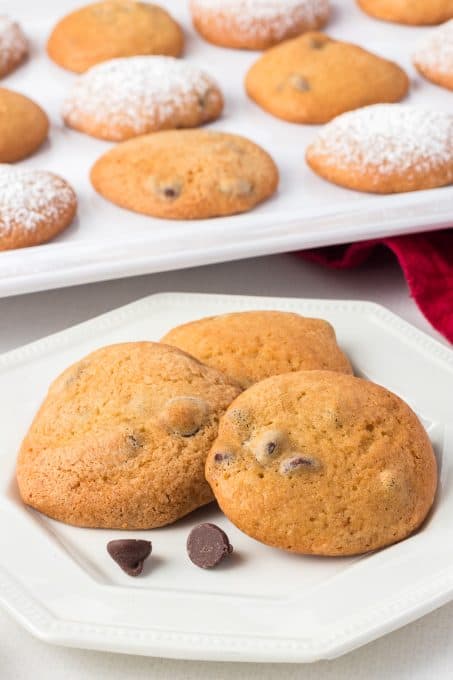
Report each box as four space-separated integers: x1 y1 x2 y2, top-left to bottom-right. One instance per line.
0 293 452 662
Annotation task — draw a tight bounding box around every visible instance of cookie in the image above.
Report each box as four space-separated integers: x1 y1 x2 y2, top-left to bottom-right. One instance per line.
0 88 49 163
63 56 223 141
162 311 352 388
190 0 330 50
0 16 28 78
245 33 409 124
17 342 241 529
47 0 184 73
357 0 453 26
413 20 453 91
90 130 278 220
206 371 437 556
0 166 77 251
306 104 453 194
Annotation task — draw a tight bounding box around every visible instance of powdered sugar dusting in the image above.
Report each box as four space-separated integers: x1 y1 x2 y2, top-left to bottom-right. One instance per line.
191 0 330 41
0 166 76 235
309 105 453 177
414 20 453 76
63 56 222 138
0 15 28 75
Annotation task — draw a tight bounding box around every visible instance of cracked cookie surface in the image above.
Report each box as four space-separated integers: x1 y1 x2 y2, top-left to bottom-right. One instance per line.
206 370 437 556
17 342 241 529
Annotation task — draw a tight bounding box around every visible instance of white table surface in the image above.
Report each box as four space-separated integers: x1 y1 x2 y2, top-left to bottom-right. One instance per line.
1 253 452 679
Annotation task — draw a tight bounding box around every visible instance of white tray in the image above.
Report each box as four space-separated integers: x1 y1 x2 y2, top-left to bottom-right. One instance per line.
1 0 453 298
0 292 452 662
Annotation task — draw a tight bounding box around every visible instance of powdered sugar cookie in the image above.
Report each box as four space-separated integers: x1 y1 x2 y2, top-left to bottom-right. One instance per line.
190 0 330 50
0 88 49 163
245 33 409 124
0 166 77 251
0 15 28 78
357 0 453 26
306 104 453 194
47 1 184 73
414 20 453 91
63 56 223 141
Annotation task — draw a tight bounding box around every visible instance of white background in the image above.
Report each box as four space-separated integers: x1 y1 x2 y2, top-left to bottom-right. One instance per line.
1 253 452 678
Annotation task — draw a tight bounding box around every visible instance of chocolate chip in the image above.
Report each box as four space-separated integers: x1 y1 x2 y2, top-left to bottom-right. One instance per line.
214 451 234 464
251 429 286 465
279 455 321 475
187 523 233 569
289 74 310 92
146 176 183 200
107 539 152 577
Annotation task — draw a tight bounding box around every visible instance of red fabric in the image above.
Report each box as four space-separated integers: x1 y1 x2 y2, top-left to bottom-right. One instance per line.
298 229 453 344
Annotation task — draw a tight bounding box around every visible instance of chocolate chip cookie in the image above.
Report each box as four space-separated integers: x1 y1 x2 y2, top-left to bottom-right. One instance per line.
357 0 453 25
47 0 184 73
17 342 241 529
90 130 279 219
245 32 409 124
162 310 352 388
206 370 437 556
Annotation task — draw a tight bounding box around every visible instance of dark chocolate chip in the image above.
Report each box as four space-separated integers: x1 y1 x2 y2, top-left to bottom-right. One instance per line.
107 539 152 577
289 74 310 92
187 523 233 569
279 456 321 475
214 451 234 464
309 37 328 49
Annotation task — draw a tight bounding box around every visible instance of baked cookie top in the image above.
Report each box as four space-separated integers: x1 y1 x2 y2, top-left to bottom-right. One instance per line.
90 129 279 220
63 56 223 141
245 32 409 124
306 104 453 194
17 342 241 529
357 0 453 26
0 165 77 251
47 0 184 73
0 15 28 78
206 370 437 556
0 88 49 163
413 20 453 91
190 0 330 50
162 310 352 388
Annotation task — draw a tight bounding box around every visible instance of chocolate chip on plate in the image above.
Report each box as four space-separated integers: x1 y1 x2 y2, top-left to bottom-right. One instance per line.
187 523 233 569
107 539 152 576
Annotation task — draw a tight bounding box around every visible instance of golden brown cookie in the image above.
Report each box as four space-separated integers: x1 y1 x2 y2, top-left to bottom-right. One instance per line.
47 0 184 73
162 311 352 388
0 88 48 163
0 166 77 251
0 15 28 78
206 371 437 556
306 104 453 194
90 130 279 219
190 0 330 50
357 0 453 25
17 342 241 529
63 56 223 141
413 20 453 91
245 32 409 124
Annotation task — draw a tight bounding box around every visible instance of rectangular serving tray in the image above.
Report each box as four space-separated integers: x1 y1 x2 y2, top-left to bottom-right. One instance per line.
1 0 452 297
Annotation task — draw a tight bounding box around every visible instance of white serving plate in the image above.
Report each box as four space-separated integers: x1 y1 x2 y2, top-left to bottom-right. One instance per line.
1 0 453 298
0 292 452 662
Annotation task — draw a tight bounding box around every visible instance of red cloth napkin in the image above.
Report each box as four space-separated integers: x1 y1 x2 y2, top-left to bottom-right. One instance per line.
298 229 453 344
